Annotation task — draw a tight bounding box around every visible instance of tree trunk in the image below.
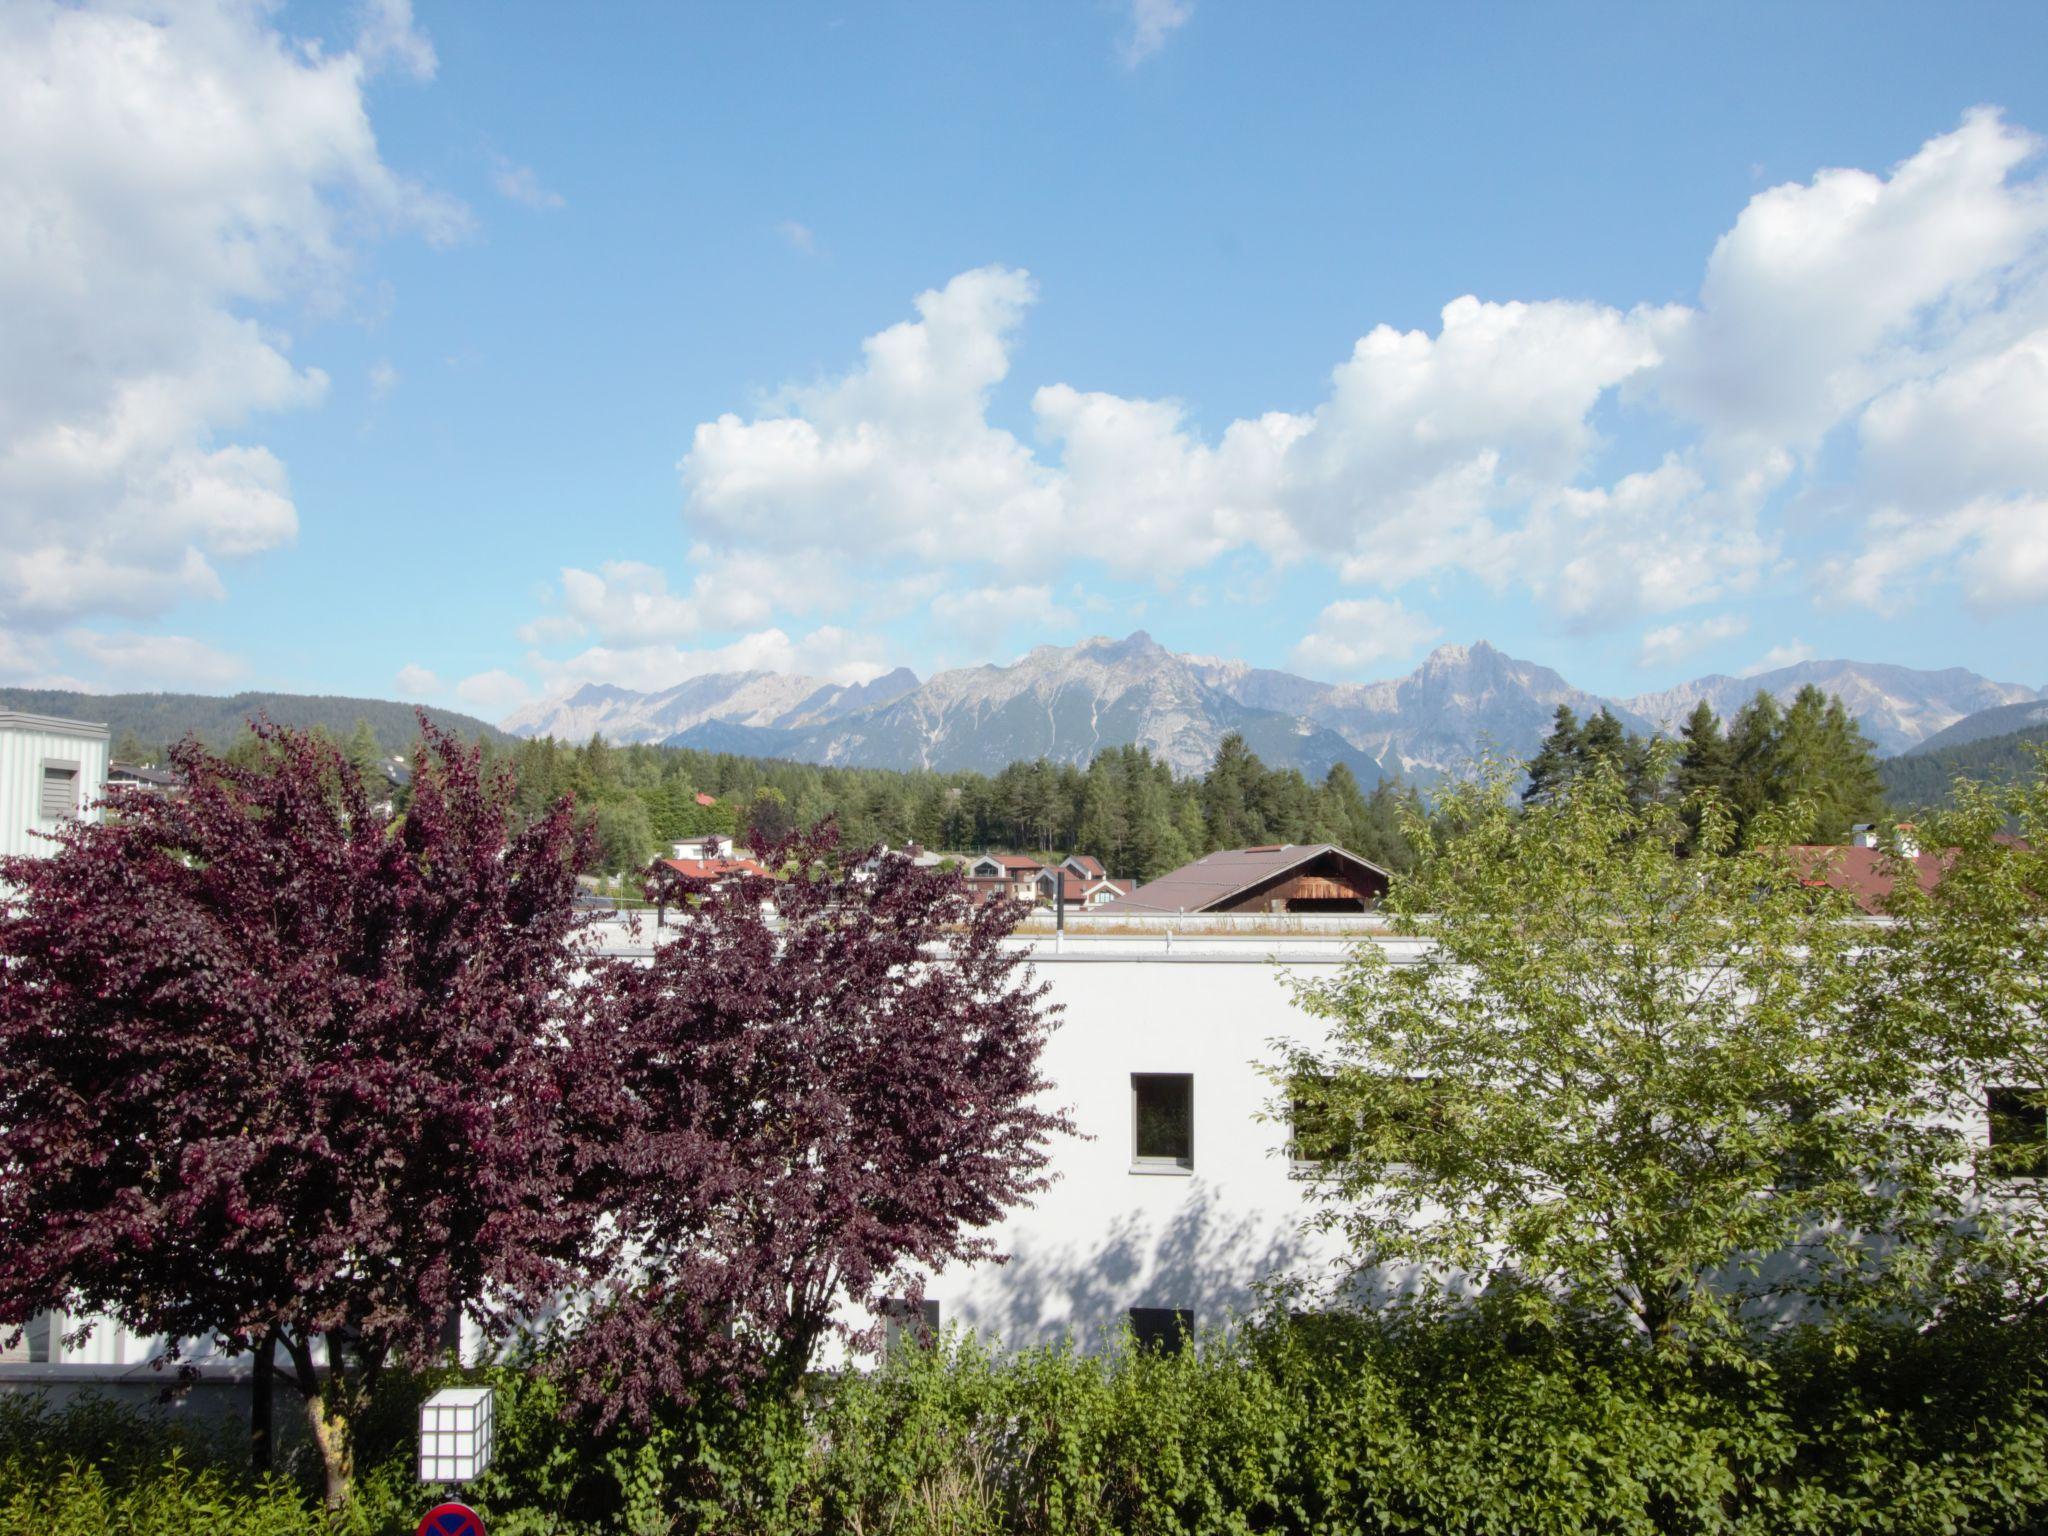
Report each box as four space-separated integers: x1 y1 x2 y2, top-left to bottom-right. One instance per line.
286 1333 353 1510
249 1327 275 1474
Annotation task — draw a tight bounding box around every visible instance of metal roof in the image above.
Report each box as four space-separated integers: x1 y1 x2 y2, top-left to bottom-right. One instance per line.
0 711 110 741
1103 843 1392 915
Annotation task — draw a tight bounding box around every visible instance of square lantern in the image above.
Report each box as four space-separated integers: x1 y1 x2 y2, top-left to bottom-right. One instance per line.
417 1386 494 1484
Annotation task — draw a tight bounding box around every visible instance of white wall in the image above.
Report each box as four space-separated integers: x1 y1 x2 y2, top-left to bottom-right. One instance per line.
0 712 110 861
904 934 1408 1351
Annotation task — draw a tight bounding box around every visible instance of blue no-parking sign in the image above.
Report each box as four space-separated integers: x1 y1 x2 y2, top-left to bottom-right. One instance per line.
416 1502 486 1536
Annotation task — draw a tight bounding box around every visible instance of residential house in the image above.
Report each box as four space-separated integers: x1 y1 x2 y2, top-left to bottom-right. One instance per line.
963 853 1043 904
1104 843 1392 916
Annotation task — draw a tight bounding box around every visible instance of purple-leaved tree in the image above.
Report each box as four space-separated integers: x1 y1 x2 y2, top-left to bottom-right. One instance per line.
0 722 597 1507
559 828 1069 1427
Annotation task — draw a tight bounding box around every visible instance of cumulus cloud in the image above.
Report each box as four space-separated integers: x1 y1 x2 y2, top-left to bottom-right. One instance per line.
671 112 2048 635
539 551 843 648
929 584 1077 652
684 267 1063 573
535 627 892 698
454 668 536 716
1290 599 1442 677
1659 109 2048 460
64 629 244 690
1637 612 1749 669
472 108 2048 704
0 0 455 679
395 663 442 698
1741 640 1817 677
1120 0 1193 66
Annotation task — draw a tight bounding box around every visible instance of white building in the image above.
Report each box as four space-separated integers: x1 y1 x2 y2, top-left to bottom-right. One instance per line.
0 711 109 862
908 928 1372 1349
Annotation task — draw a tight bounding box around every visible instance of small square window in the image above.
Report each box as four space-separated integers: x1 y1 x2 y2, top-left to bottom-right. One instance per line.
39 762 79 821
1 1310 56 1364
1988 1087 2048 1178
1129 1307 1193 1354
880 1297 940 1352
1132 1073 1193 1170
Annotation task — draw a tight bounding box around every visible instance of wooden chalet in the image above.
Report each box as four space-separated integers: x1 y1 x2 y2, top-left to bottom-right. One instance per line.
1104 843 1391 916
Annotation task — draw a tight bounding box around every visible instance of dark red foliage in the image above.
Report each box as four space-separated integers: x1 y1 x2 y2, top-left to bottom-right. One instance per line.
0 721 597 1491
561 826 1069 1427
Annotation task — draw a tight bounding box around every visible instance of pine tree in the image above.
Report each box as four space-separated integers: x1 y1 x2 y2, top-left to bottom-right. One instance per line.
1523 706 1583 805
1727 692 1785 838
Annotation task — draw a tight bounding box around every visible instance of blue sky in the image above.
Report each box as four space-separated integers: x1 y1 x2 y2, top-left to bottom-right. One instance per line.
4 1 2047 719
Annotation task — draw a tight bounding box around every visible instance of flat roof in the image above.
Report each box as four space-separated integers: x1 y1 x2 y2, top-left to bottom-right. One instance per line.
0 711 110 742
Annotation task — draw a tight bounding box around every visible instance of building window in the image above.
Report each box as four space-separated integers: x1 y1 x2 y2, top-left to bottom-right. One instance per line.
39 762 79 821
1988 1087 2048 1178
1132 1073 1193 1171
1 1310 56 1364
1128 1307 1193 1354
1288 1071 1355 1172
880 1297 940 1353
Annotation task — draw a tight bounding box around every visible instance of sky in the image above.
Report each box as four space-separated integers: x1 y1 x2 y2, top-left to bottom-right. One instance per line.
3 0 2047 722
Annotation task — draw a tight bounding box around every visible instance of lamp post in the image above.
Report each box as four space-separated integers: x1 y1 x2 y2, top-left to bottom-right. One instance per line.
418 1384 494 1484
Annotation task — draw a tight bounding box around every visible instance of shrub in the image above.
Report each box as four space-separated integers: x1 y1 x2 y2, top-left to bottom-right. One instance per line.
4 1309 2047 1534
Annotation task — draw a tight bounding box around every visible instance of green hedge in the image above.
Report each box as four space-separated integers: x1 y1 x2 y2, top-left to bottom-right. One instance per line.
5 1309 2046 1535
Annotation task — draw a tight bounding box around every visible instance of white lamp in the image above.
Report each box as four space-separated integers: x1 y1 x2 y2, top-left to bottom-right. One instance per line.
417 1386 494 1484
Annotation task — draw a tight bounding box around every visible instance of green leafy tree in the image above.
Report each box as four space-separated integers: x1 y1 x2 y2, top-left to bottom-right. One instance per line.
1873 747 2048 1304
1285 755 1983 1356
589 797 656 874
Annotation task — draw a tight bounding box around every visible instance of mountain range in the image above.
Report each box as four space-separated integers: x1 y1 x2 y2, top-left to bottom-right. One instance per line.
503 633 2044 783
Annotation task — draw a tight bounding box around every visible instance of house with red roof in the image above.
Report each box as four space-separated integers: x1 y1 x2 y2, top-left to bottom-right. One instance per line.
962 853 1044 904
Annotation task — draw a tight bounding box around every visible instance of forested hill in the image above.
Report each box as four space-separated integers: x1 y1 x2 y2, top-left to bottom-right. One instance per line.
0 688 506 759
1879 722 2048 809
502 732 1419 884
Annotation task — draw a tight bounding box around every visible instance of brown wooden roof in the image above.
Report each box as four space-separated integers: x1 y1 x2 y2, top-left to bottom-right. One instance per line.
1104 844 1393 914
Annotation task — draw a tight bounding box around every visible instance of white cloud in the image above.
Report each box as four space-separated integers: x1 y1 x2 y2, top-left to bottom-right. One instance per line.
516 614 586 646
684 266 1064 573
353 0 438 81
535 627 892 698
1659 108 2048 459
1823 496 2048 613
1120 0 1193 67
1637 612 1749 669
368 360 400 400
1740 640 1817 677
777 220 819 255
479 109 2045 702
1290 599 1442 678
0 0 456 664
492 157 565 211
544 551 842 648
1834 330 2048 609
395 663 441 698
454 668 536 717
64 629 244 690
929 584 1077 651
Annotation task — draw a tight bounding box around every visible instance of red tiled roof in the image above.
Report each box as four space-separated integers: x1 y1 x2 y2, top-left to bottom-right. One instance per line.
661 856 770 881
694 791 718 807
1037 870 1089 901
966 854 1042 874
1780 845 1946 914
1064 853 1107 878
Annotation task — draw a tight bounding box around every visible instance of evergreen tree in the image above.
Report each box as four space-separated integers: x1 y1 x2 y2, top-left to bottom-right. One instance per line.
1523 707 1583 806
